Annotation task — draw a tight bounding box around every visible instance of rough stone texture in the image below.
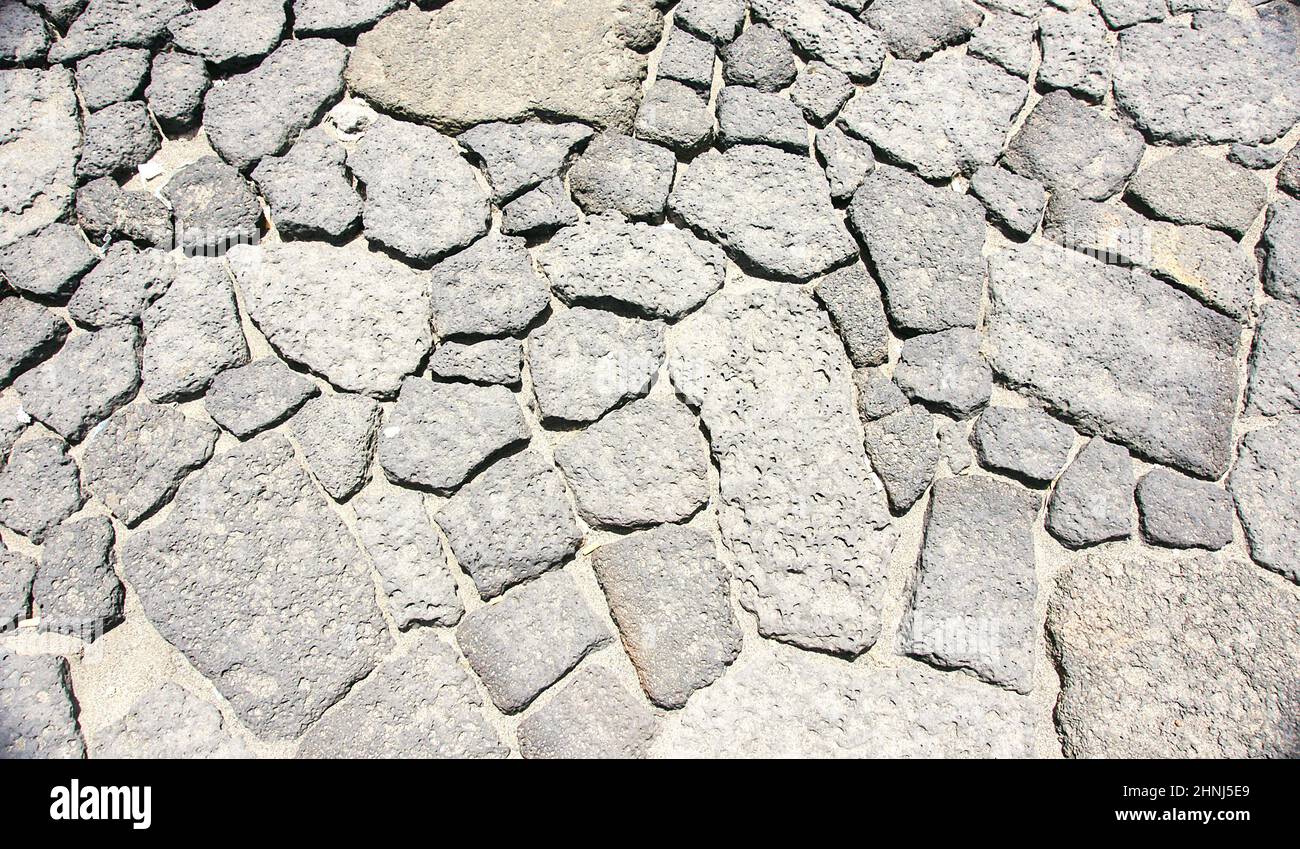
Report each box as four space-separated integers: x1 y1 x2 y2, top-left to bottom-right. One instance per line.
1095 0 1167 28
205 358 319 439
458 121 593 204
293 0 404 37
0 653 85 759
378 378 529 492
1279 144 1300 198
1258 198 1300 307
26 0 86 29
853 368 907 421
162 156 262 255
288 394 380 501
669 145 856 281
902 475 1038 694
659 27 716 91
346 0 654 133
456 570 610 713
145 51 209 133
1136 467 1235 551
0 542 36 631
986 242 1241 479
0 68 80 247
141 258 249 402
167 0 286 67
74 47 148 112
969 166 1046 238
229 241 431 398
81 402 218 526
814 124 876 202
1228 419 1300 583
203 38 348 171
1045 438 1134 548
1127 151 1267 238
1037 9 1112 103
94 683 251 759
0 298 68 388
0 1 49 65
428 339 522 387
937 416 973 474
429 234 550 340
863 405 939 513
749 0 886 83
670 284 897 656
352 486 464 629
1228 143 1285 171
893 328 992 418
47 0 188 63
76 100 159 183
528 307 665 424
499 178 580 237
1245 301 1300 418
517 664 658 759
814 263 888 368
971 406 1075 484
968 10 1034 78
555 395 710 529
864 0 984 61
848 164 987 334
569 133 676 222
675 0 746 44
720 25 796 93
789 61 853 126
0 395 28 465
67 243 173 329
1002 91 1145 201
0 222 96 299
717 86 808 152
0 437 84 543
123 434 391 739
435 449 584 599
634 80 714 153
1049 549 1299 757
299 636 506 758
75 176 172 248
32 515 123 640
14 325 140 443
252 128 362 241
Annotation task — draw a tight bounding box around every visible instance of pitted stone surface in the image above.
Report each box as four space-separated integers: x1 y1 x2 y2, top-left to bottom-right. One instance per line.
205 358 319 439
814 125 876 202
293 0 405 37
167 0 285 67
458 121 594 204
517 664 658 759
634 80 714 152
47 0 188 63
15 325 140 443
853 369 908 422
814 263 888 368
288 394 380 501
0 437 84 545
968 10 1034 79
76 100 160 182
0 68 80 247
1127 151 1267 238
675 0 746 44
252 129 362 241
0 542 36 631
75 177 172 248
0 396 29 465
162 157 262 255
1037 8 1112 104
659 27 717 91
1136 467 1235 551
0 223 96 299
0 653 85 759
789 61 853 127
749 0 886 83
969 166 1046 238
720 25 796 93
863 0 984 61
146 51 209 133
894 329 992 419
141 258 248 403
67 243 173 329
429 233 550 340
1259 198 1300 306
863 405 939 513
569 133 676 222
717 86 808 152
971 406 1075 485
499 178 581 237
1045 438 1134 549
0 1 49 65
428 339 522 387
95 683 251 759
1229 419 1300 583
1245 302 1300 418
73 47 148 112
32 515 123 640
1 298 68 389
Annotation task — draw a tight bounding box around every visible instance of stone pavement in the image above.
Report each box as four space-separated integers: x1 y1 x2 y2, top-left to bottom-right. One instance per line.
1 0 1297 759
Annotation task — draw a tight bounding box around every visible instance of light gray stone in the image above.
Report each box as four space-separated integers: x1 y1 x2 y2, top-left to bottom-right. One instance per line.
205 358 319 439
288 394 380 501
161 156 262 255
0 653 84 758
0 298 68 389
788 61 853 126
717 86 807 152
141 258 248 402
675 0 746 44
76 100 160 182
1094 0 1166 28
1136 467 1235 551
0 223 97 298
569 133 676 221
25 0 85 28
969 166 1046 238
74 176 172 248
1229 419 1300 583
517 664 657 759
252 128 362 241
814 124 875 202
0 68 80 247
1245 301 1300 418
458 121 594 204
33 515 123 641
428 339 522 386
0 0 49 65
15 325 140 443
972 406 1075 484
749 0 886 82
1127 151 1267 238
1228 143 1285 171
167 0 285 67
853 368 907 422
499 178 580 237
0 541 35 630
659 26 716 90
863 405 939 513
937 416 973 474
1037 9 1112 103
0 395 28 465
864 0 984 61
429 233 550 340
1260 198 1300 306
67 243 173 329
894 328 992 418
1045 438 1134 548
634 80 714 153
94 682 251 758
0 437 84 543
720 24 796 93
145 51 209 133
74 47 149 111
814 263 888 368
47 0 187 63
1279 144 1300 198
967 10 1034 78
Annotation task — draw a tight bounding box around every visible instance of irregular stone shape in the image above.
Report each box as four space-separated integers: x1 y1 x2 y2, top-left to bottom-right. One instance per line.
1127 151 1267 238
67 243 173 329
33 515 123 641
123 434 391 739
853 368 907 421
0 542 35 630
1049 549 1299 757
902 475 1038 693
74 47 149 111
94 682 250 759
499 178 580 237
76 100 159 182
894 328 992 418
15 325 140 443
204 38 347 171
717 86 807 152
814 124 875 202
1136 468 1234 551
864 0 983 60
1279 144 1300 198
675 0 746 43
429 233 549 339
969 166 1045 238
0 438 84 543
517 664 658 759
848 164 986 333
555 395 709 529
659 26 717 90
537 215 724 320
299 637 506 758
863 405 938 513
1001 91 1145 201
972 406 1075 484
838 51 1026 180
1246 301 1300 418
669 145 856 281
528 307 665 424
145 51 209 133
814 263 888 368
1045 438 1134 548
1113 16 1300 145
1260 198 1300 306
205 358 319 439
162 156 262 255
293 0 404 36
326 98 378 136
75 176 172 248
46 0 185 62
749 0 886 82
229 241 431 398
348 116 490 263
591 525 741 708
141 257 248 402
346 0 654 133
428 339 522 386
968 10 1034 78
0 297 67 388
937 416 973 473
167 0 285 66
352 486 463 629
26 0 86 28
378 378 528 492
0 223 96 298
633 80 714 153
0 68 80 247
458 121 594 204
1229 419 1300 583
986 241 1241 479
288 394 379 501
1228 143 1285 171
569 133 676 222
252 128 362 241
652 639 1037 757
0 0 49 65
670 284 898 656
1095 0 1166 28
789 61 853 126
983 0 1043 13
1037 9 1112 103
0 395 28 465
82 401 218 526
0 653 84 758
720 24 796 93
456 570 610 713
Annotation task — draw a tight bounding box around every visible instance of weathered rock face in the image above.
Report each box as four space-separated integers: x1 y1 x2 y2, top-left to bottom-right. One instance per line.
14 325 141 443
1049 549 1300 757
346 0 656 134
251 129 362 241
1245 301 1300 418
1136 468 1235 552
123 434 391 740
67 243 173 329
167 0 286 67
459 121 594 204
47 0 188 63
1229 419 1300 584
517 664 658 759
288 394 380 501
0 653 85 759
204 359 318 439
862 405 937 513
429 233 550 340
0 542 35 630
0 68 81 248
32 515 124 641
669 283 898 656
0 438 84 544
985 242 1241 479
1126 151 1267 239
971 406 1075 485
94 683 251 759
0 297 68 389
749 0 886 82
1045 438 1134 549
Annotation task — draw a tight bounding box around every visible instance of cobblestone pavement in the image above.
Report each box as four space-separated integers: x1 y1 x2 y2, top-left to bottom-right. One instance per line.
1 0 1297 759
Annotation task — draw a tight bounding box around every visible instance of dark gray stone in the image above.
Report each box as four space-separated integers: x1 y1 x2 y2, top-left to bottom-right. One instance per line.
972 406 1075 484
0 540 35 630
1127 150 1267 238
167 0 285 67
1045 438 1134 548
14 325 140 443
717 86 807 151
161 156 262 255
0 68 80 247
76 101 160 183
0 1 49 65
1095 0 1166 28
674 0 746 44
1278 144 1300 197
205 358 319 439
659 26 716 90
893 328 992 418
788 61 853 126
428 339 522 386
47 0 188 63
74 47 149 111
814 262 888 368
937 416 973 474
33 515 123 641
1259 198 1300 306
749 0 886 82
252 128 362 241
0 297 67 388
66 243 173 329
863 405 939 512
145 51 209 133
0 438 84 543
0 395 27 466
1136 467 1235 551
864 0 984 61
969 165 1046 238
1229 418 1300 583
1037 8 1112 103
1228 143 1285 171
634 80 714 153
75 177 173 248
0 223 97 298
720 24 796 93
0 653 84 758
499 177 580 237
967 10 1034 78
1245 300 1300 418
853 368 907 421
429 233 550 340
568 132 676 221
517 664 657 759
293 0 405 37
288 394 380 501
458 120 594 204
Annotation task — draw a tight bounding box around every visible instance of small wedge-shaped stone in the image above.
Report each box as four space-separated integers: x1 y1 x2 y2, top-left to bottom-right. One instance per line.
634 80 714 153
205 358 319 439
0 542 36 630
1045 438 1134 548
969 166 1046 238
95 682 251 758
968 10 1034 79
0 438 84 543
288 394 380 501
893 328 992 418
0 653 85 758
47 0 188 63
902 476 1038 693
499 178 580 237
1136 467 1234 551
459 121 594 204
568 132 676 221
1127 150 1267 238
790 61 853 126
853 369 907 422
15 325 140 443
252 128 362 241
0 223 97 299
749 0 886 82
814 124 876 202
1229 419 1300 583
435 449 584 599
0 298 68 389
67 243 174 329
167 0 286 67
33 515 123 641
971 406 1075 484
517 664 658 759
141 258 248 402
814 263 889 368
863 405 939 513
1245 301 1300 418
429 233 550 339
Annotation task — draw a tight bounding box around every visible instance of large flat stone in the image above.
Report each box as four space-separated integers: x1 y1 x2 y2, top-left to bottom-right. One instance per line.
0 68 80 247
